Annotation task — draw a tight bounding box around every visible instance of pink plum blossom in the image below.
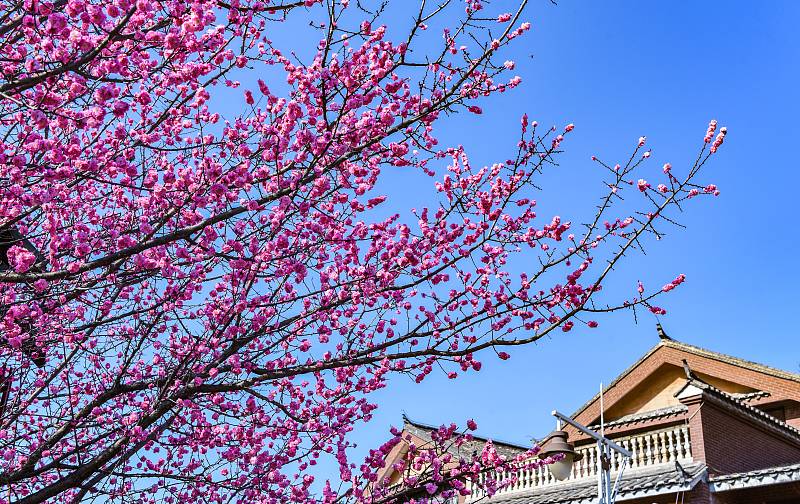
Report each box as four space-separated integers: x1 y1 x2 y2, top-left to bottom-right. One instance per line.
0 0 725 499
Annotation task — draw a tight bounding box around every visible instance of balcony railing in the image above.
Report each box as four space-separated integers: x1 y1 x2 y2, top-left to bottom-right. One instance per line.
465 424 691 499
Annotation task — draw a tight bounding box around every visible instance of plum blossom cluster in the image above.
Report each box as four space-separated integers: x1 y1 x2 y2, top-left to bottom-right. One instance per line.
661 274 686 293
0 0 725 503
704 120 728 153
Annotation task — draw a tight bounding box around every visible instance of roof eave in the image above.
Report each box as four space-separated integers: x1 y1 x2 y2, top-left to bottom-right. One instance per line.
676 377 800 446
708 462 800 493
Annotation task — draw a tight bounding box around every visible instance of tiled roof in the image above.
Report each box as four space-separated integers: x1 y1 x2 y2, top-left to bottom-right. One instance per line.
675 377 800 445
708 462 800 492
570 333 800 422
402 415 530 460
483 462 706 504
665 339 800 384
731 390 771 402
587 404 687 431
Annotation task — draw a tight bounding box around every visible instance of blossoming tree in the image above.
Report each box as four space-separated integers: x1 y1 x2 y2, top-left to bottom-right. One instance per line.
0 0 726 502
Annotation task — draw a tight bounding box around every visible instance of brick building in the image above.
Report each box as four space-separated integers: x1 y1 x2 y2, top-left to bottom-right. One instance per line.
376 328 800 503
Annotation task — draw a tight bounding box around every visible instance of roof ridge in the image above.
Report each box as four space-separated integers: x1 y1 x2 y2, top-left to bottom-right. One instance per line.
663 339 800 383
401 415 531 450
708 461 800 482
402 413 438 430
587 404 688 430
731 390 771 402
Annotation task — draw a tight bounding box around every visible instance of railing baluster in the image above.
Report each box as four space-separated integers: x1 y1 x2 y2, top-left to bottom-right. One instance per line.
635 437 644 468
586 446 593 477
582 447 588 478
610 444 618 472
620 439 634 469
585 447 591 477
668 429 676 462
683 426 692 460
681 425 692 459
654 432 661 464
658 432 667 463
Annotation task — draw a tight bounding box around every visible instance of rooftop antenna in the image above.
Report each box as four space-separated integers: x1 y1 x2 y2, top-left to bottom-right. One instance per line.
600 382 604 437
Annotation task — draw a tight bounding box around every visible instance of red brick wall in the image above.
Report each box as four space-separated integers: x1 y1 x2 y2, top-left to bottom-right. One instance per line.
729 480 800 503
685 396 707 465
688 397 800 474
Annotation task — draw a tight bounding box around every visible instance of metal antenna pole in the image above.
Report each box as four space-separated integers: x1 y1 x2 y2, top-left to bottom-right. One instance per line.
605 443 612 504
600 383 604 438
552 411 631 504
600 383 606 504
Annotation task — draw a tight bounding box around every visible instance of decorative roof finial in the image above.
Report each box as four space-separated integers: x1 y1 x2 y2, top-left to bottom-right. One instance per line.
657 323 672 341
682 359 697 380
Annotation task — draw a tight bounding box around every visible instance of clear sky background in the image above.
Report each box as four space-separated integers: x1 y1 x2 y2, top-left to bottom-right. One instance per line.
331 0 800 456
220 0 800 481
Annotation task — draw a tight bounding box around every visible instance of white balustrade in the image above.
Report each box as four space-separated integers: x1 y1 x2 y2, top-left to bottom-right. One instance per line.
464 424 692 501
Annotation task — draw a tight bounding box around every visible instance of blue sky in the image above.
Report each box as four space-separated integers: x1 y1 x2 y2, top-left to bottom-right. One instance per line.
332 0 800 455
215 0 800 482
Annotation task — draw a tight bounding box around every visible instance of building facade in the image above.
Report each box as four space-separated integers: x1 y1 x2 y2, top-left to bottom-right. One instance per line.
377 328 800 504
